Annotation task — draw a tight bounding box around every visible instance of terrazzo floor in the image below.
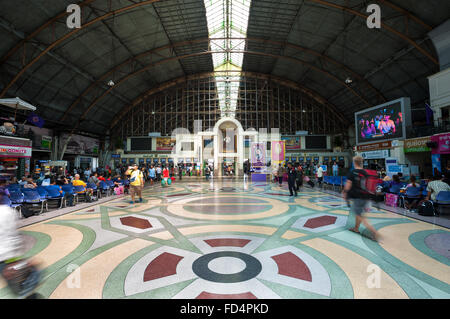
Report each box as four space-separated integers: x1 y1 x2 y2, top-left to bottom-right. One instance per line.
1 180 449 299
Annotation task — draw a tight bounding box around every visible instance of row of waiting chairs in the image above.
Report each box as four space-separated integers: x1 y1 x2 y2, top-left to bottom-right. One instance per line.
4 180 129 219
323 176 347 191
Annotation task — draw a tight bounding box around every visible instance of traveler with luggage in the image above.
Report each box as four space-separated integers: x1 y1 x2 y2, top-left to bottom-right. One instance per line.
287 162 297 197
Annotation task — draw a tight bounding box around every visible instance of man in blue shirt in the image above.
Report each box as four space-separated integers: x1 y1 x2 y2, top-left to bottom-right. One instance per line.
149 165 156 186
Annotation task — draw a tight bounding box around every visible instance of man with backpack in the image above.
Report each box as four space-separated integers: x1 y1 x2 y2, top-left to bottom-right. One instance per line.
342 156 381 242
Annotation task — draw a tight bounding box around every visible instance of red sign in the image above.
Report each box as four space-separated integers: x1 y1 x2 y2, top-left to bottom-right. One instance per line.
431 133 450 154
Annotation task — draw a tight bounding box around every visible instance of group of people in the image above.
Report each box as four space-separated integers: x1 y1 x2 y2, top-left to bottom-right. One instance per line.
273 161 338 195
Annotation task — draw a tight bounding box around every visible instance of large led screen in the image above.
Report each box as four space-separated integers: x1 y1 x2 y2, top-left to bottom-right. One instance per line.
355 98 410 145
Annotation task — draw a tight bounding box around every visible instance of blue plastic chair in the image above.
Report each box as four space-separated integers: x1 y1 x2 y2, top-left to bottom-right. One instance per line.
389 183 403 195
86 183 100 199
435 191 450 215
36 186 49 200
9 189 24 204
43 186 65 209
62 184 78 203
22 189 47 214
99 181 110 197
73 185 87 202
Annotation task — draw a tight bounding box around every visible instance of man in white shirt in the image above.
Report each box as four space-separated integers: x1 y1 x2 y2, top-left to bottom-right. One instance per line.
317 164 324 188
156 165 162 181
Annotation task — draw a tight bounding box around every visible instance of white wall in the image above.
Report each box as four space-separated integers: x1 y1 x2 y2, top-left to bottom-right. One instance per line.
428 67 450 125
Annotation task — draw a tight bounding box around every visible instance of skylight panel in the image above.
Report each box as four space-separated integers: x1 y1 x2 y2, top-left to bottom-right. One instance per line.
204 0 252 117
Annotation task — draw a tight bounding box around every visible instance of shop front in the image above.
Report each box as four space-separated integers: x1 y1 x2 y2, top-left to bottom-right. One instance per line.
404 136 432 178
355 141 394 171
0 136 32 181
430 132 450 175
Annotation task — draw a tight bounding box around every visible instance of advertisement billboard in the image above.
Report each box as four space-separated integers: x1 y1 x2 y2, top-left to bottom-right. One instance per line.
355 97 411 145
281 136 300 150
60 133 99 155
271 141 285 163
156 137 176 151
251 142 266 167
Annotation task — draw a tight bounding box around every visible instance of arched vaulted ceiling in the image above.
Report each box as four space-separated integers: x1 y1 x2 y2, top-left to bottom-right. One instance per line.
0 0 448 136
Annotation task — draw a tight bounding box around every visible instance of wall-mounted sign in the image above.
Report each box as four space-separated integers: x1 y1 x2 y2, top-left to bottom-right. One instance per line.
404 137 431 153
356 141 392 152
431 133 450 155
360 150 390 160
0 144 32 158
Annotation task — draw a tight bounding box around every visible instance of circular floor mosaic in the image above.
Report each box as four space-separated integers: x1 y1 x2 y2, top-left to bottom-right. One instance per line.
2 181 449 299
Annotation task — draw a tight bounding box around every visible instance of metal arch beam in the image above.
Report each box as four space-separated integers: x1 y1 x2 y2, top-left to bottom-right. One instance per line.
75 49 370 128
0 0 160 99
377 0 433 31
0 0 97 64
59 37 384 123
109 71 350 130
305 0 439 65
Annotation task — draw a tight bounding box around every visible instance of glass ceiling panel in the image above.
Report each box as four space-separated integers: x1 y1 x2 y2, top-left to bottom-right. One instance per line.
204 0 251 116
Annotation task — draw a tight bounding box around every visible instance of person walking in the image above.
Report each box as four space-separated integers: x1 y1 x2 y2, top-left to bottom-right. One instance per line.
277 164 284 187
342 156 381 242
205 165 211 181
149 165 156 185
317 164 324 188
126 164 144 204
295 164 303 192
287 162 297 197
156 165 162 182
0 203 42 298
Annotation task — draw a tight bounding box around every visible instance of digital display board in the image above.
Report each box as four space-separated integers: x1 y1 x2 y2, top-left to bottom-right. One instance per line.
355 97 411 145
130 137 152 151
305 136 327 149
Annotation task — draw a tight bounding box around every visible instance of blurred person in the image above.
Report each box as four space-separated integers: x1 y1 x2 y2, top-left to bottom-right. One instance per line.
0 204 42 298
162 165 170 183
88 172 100 187
295 164 303 191
342 156 381 242
18 176 28 186
277 164 284 187
156 165 162 181
178 165 183 181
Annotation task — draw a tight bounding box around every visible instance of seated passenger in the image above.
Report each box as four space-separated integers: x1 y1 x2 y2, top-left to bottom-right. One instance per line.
72 174 94 197
41 175 51 186
23 177 37 189
426 174 450 202
404 175 421 211
389 175 402 188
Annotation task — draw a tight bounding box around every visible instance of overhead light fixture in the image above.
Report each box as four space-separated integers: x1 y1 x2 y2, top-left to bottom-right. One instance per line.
107 80 115 87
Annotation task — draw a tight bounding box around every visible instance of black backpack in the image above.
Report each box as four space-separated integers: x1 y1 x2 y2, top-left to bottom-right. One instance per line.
418 201 436 216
